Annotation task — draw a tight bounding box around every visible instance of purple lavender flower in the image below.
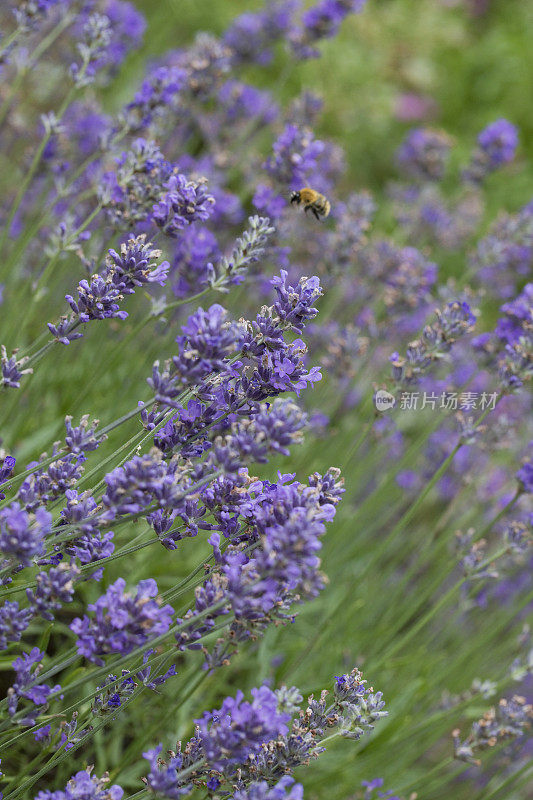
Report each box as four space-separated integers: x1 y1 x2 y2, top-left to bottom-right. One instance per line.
0 455 16 500
136 649 178 691
171 226 220 299
26 563 80 621
61 234 168 331
100 1 146 71
218 81 279 126
64 414 106 455
478 119 518 168
0 601 32 650
223 1 298 65
149 305 244 406
68 4 145 86
211 399 308 474
496 283 533 344
64 101 112 157
470 205 533 298
70 12 113 87
233 777 303 800
58 489 115 581
175 32 232 100
1 345 32 388
142 744 192 799
100 454 187 521
196 686 290 773
70 578 174 665
291 0 367 58
152 174 216 237
175 471 341 662
65 275 128 323
464 119 519 183
361 779 401 800
34 768 123 800
175 305 244 382
0 503 52 570
253 185 286 219
304 1 365 40
99 139 175 226
265 124 325 190
7 647 60 722
390 301 476 386
47 317 84 346
107 235 170 290
517 459 533 494
271 270 322 333
124 64 187 132
17 453 85 512
453 695 533 764
396 127 453 181
238 670 386 782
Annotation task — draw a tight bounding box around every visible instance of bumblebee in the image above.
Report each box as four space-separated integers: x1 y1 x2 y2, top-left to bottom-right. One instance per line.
290 187 331 220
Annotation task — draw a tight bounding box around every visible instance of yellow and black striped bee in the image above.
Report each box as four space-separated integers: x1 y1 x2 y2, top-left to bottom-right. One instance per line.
290 187 331 221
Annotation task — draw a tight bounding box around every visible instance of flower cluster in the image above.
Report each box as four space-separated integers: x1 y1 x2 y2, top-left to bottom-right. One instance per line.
70 578 174 665
142 671 386 797
453 695 533 765
389 301 477 387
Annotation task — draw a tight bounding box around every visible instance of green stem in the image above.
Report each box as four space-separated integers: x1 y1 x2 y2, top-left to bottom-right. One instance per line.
111 669 210 781
483 759 533 800
374 544 511 668
0 25 23 62
35 203 103 295
0 86 77 261
379 484 519 634
0 14 75 128
393 757 456 796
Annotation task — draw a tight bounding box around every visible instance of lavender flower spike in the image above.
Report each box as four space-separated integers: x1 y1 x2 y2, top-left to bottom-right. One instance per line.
34 768 123 800
0 503 52 571
152 174 216 237
70 578 174 665
233 777 304 800
196 686 290 773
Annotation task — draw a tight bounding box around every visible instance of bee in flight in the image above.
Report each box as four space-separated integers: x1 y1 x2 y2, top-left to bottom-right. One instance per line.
290 187 331 221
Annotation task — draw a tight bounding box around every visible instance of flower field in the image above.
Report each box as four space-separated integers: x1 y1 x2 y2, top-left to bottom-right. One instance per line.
0 2 531 799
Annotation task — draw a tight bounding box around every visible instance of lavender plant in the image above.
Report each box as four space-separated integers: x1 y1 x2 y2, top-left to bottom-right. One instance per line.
0 1 531 799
